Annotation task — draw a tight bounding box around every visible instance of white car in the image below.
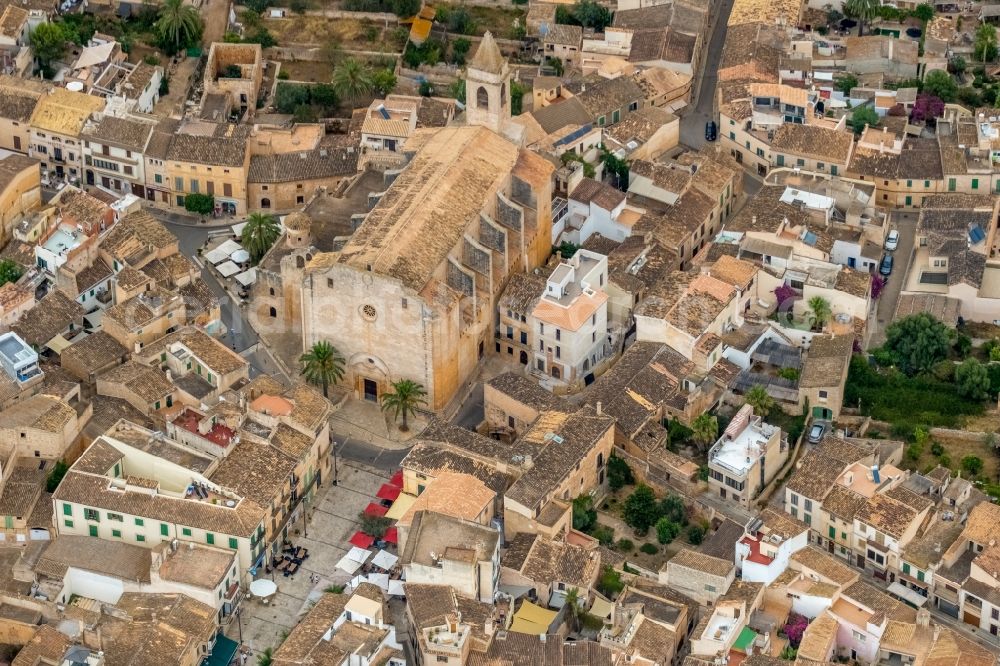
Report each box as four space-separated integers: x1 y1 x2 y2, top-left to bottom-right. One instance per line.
885 229 899 251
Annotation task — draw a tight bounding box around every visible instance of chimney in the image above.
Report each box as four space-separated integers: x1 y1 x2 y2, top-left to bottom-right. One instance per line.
596 401 602 416
485 617 495 636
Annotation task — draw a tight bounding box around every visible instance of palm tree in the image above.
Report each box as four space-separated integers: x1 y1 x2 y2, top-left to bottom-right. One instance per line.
300 341 345 398
843 0 878 35
692 413 718 451
380 379 427 431
563 587 583 633
257 647 273 666
155 0 203 52
241 212 281 264
332 58 374 103
808 296 832 331
744 385 776 418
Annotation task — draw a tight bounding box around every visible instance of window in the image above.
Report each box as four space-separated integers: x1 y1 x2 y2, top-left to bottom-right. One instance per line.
62 503 72 516
948 178 956 191
108 513 123 522
612 109 620 123
112 529 122 538
64 519 73 528
598 115 606 126
174 176 184 192
229 537 238 549
804 499 813 512
831 165 838 176
903 563 910 575
852 631 866 642
223 183 232 197
829 526 836 539
161 523 169 536
790 493 799 506
206 533 215 545
556 329 561 341
704 584 716 592
556 346 561 359
84 508 99 521
972 178 979 190
629 101 639 111
136 535 145 542
135 518 144 526
818 390 828 400
89 525 98 537
182 527 192 536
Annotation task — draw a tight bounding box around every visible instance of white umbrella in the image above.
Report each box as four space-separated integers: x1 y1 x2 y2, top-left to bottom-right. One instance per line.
217 261 240 277
249 579 277 597
336 554 363 575
371 550 398 570
388 580 406 596
231 249 251 264
346 546 371 564
367 573 390 591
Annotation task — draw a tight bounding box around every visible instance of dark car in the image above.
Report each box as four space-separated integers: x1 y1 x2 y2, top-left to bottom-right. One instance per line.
705 121 717 142
879 254 894 277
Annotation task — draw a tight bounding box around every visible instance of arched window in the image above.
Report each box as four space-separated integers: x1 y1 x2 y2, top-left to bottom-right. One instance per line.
476 86 489 109
261 198 271 209
551 366 561 380
500 82 507 107
268 306 277 317
269 287 275 296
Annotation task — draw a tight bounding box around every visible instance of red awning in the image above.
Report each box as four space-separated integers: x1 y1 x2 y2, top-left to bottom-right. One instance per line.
383 527 398 544
376 483 401 501
389 470 403 487
349 531 375 549
365 502 388 517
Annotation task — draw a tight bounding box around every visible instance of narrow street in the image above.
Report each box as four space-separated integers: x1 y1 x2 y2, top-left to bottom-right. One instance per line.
679 0 737 149
868 210 917 348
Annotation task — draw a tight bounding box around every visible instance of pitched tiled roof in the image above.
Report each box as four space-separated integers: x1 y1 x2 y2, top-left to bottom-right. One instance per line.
11 289 84 347
771 123 854 163
247 147 359 184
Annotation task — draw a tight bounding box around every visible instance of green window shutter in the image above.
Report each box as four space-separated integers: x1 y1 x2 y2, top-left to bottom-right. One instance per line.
62 503 72 516
160 353 167 362
182 527 192 536
229 537 238 549
948 178 956 191
154 401 160 410
89 525 98 537
918 570 925 581
831 165 838 176
112 529 121 538
828 526 836 539
972 178 979 190
905 196 911 206
804 514 811 526
206 533 215 545
777 155 785 167
64 519 73 528
160 523 169 536
925 180 930 188
903 563 910 574
4 516 13 529
135 518 144 527
137 535 146 542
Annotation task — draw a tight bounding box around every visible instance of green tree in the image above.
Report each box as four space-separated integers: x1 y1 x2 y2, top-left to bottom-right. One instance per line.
843 0 878 35
332 58 374 103
257 647 273 666
511 80 525 115
0 259 22 287
622 484 659 532
380 379 427 431
290 0 309 12
573 0 612 30
608 453 634 490
692 413 719 450
45 460 69 493
655 517 680 544
961 455 984 476
912 3 934 21
391 0 420 18
956 358 991 400
310 83 338 110
451 37 471 64
976 22 998 62
744 385 777 417
923 69 958 102
686 524 705 545
299 340 345 398
850 105 879 134
884 313 952 375
31 23 69 74
562 587 583 632
155 0 203 53
184 193 214 216
597 565 624 598
448 79 466 103
658 494 686 524
834 73 859 95
950 55 967 74
372 68 397 95
808 295 832 330
358 512 392 538
572 494 597 532
241 212 281 263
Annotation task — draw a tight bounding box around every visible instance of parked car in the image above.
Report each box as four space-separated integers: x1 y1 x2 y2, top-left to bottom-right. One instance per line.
705 121 717 142
879 254 894 277
885 229 899 251
808 422 827 444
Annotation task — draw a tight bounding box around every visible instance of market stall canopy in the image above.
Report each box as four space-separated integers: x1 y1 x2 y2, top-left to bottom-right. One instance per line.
371 550 398 570
364 502 388 517
349 532 375 549
376 483 401 501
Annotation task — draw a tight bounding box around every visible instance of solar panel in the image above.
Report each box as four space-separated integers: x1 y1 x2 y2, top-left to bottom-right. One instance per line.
377 105 390 120
802 231 818 246
554 124 594 147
